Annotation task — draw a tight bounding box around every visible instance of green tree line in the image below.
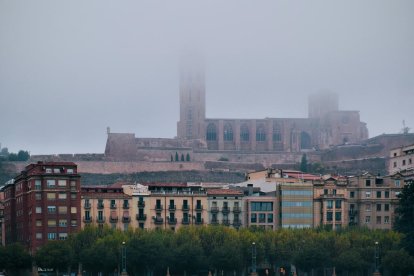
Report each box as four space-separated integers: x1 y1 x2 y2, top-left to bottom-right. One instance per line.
1 226 413 276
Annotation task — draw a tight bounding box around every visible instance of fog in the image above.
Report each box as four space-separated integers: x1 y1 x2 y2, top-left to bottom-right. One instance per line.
1 0 413 154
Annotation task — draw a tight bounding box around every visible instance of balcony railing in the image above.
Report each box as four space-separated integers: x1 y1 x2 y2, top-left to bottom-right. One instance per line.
182 218 191 225
167 217 177 225
195 205 203 211
110 204 117 209
233 207 241 213
222 207 230 214
97 203 104 209
123 203 129 209
222 219 231 226
122 216 131 223
110 216 118 223
155 204 163 211
349 209 358 216
211 218 219 225
211 207 219 213
138 201 145 208
153 216 164 225
182 205 190 211
84 203 91 209
136 214 147 221
195 218 204 225
97 216 106 223
233 219 242 227
168 205 176 211
83 216 92 223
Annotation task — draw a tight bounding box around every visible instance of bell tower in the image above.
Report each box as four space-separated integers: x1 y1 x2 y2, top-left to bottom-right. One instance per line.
177 53 206 139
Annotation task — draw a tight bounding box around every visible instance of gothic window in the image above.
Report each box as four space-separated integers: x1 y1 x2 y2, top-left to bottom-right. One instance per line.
206 123 217 141
223 123 233 141
240 124 250 141
273 125 282 142
256 124 266 141
300 131 311 149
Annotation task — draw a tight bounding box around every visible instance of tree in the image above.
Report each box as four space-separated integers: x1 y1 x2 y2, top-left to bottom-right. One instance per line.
0 243 32 275
394 180 414 255
186 153 190 162
8 153 18 161
171 154 173 162
17 150 30 161
300 154 308 172
175 152 179 162
35 241 74 276
181 154 185 162
382 249 414 275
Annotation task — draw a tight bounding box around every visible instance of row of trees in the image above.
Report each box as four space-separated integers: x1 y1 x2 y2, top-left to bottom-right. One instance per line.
0 147 30 161
171 152 191 162
1 226 413 276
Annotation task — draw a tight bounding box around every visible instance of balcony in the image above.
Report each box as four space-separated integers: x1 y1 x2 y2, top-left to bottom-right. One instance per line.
110 204 117 209
222 207 230 214
195 205 203 211
222 219 231 226
97 216 106 223
211 207 219 213
83 216 92 223
233 206 241 213
84 203 91 209
167 217 177 225
123 203 130 209
136 214 147 221
195 218 204 225
211 218 219 225
168 205 176 211
182 204 190 211
138 201 145 208
233 219 242 227
349 209 358 216
97 203 104 209
155 204 163 211
182 218 191 225
153 216 164 225
122 216 131 223
110 216 118 223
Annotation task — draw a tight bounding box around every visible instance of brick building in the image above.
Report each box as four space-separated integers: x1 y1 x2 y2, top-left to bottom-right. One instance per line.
1 162 81 253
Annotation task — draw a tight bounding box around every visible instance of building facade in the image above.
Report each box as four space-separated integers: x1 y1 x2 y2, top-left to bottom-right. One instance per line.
389 144 414 174
207 189 244 229
2 162 81 253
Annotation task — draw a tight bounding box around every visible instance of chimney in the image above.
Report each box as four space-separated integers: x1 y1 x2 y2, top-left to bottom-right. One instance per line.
247 184 253 196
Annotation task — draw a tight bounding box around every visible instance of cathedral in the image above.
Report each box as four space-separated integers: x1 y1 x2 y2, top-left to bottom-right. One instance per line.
105 60 368 162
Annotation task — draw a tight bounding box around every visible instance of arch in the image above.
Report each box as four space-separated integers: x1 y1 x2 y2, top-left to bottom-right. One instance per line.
206 123 217 141
272 124 282 142
300 131 312 149
223 123 234 141
256 124 266 142
240 124 250 142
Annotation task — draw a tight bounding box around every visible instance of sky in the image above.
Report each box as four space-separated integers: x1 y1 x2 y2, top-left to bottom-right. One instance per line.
0 0 413 155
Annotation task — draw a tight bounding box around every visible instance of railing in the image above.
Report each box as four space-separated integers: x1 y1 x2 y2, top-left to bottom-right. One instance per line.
195 205 203 211
233 206 242 213
122 216 131 223
110 204 117 209
211 219 219 225
123 203 129 209
182 205 190 211
97 203 104 209
182 218 191 225
138 201 145 208
167 217 177 225
83 216 92 223
210 207 219 213
222 207 230 214
84 203 91 209
349 209 358 216
233 219 242 227
97 216 106 223
155 204 163 211
222 219 230 226
168 205 176 211
195 218 204 225
136 214 147 221
110 216 118 223
153 217 164 225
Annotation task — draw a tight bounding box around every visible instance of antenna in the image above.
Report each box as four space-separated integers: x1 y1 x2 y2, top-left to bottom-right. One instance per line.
402 120 410 134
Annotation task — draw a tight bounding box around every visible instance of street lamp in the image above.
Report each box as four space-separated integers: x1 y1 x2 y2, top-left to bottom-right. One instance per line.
251 242 257 276
374 241 379 273
121 241 128 276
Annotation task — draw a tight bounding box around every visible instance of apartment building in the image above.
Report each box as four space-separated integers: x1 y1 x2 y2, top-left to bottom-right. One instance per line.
313 176 348 229
81 183 133 230
244 195 278 230
348 173 403 230
2 162 81 253
389 144 414 174
207 189 244 229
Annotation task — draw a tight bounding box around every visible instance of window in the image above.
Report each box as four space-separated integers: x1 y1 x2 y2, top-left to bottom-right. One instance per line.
256 124 266 141
71 207 77 214
59 233 68 240
47 180 55 188
58 206 67 214
327 212 333 221
333 189 337 195
410 158 412 165
365 179 371 187
327 200 333 209
47 193 56 200
223 123 233 141
48 220 56 227
47 233 56 240
59 219 67 227
384 216 390 224
251 213 257 223
384 204 390 212
36 220 42 227
376 191 381 198
67 168 74 174
365 216 371 223
267 213 273 223
393 162 397 168
395 180 401 187
324 189 328 195
53 168 60 173
335 212 342 221
58 193 67 200
206 123 217 141
376 216 381 224
385 191 390 198
259 213 266 223
71 220 77 227
335 200 341 209
36 207 42 214
71 193 77 200
70 181 76 190
240 124 250 141
36 233 42 240
350 191 355 198
47 206 56 214
35 180 42 190
365 192 371 198
403 160 406 166
376 204 381 211
35 193 42 200
251 202 273 211
58 180 66 187
45 168 52 173
365 204 371 212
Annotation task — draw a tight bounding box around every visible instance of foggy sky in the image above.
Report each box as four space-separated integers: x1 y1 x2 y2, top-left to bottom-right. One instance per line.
1 0 413 155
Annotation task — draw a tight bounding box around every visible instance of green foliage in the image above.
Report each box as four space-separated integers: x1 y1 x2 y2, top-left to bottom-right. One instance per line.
394 180 414 255
0 243 32 273
218 156 229 161
186 153 191 162
300 154 308 172
5 150 30 161
35 240 74 274
181 154 185 162
175 152 179 161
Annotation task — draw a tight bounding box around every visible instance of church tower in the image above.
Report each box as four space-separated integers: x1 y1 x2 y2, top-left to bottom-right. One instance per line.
177 54 206 139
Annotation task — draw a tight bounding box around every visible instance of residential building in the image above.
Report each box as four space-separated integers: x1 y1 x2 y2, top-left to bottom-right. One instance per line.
2 162 81 253
207 189 244 229
389 144 414 174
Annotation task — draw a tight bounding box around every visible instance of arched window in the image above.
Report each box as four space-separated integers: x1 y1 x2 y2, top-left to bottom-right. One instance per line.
273 124 282 142
223 123 233 141
256 124 266 141
206 123 217 141
240 124 250 141
300 132 311 149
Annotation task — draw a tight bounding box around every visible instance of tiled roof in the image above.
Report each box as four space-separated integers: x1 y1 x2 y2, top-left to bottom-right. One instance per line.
207 189 243 196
